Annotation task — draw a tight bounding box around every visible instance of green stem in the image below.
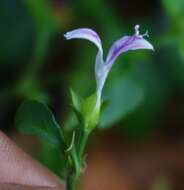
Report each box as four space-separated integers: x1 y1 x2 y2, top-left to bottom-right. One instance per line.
66 149 80 190
66 131 89 190
66 172 80 190
78 131 89 159
71 148 80 174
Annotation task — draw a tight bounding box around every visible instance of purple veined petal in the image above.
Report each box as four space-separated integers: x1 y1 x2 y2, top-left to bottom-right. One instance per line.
64 28 103 53
105 25 154 69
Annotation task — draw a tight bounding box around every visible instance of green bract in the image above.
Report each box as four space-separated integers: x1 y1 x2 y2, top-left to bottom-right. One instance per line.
81 93 100 132
70 89 100 132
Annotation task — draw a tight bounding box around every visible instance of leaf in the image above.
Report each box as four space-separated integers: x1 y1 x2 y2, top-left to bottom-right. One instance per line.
38 140 67 179
99 76 144 128
15 100 64 148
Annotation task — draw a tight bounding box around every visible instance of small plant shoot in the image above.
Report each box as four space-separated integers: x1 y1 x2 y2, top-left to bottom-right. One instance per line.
15 25 154 190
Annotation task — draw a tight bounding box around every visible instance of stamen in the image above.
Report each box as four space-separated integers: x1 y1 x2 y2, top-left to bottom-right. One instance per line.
142 30 149 38
134 25 140 36
134 25 149 38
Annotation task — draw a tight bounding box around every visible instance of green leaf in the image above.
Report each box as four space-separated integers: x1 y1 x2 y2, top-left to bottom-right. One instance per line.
15 100 64 148
99 76 144 128
38 140 67 179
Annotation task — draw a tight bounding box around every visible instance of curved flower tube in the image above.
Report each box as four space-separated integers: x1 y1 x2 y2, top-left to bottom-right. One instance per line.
64 25 154 108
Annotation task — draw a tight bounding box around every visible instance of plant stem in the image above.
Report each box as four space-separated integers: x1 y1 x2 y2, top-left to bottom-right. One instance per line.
66 149 80 190
78 131 89 159
66 172 80 190
66 131 89 190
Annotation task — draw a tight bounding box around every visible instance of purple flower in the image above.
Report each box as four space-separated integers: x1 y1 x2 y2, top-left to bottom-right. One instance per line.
64 25 154 107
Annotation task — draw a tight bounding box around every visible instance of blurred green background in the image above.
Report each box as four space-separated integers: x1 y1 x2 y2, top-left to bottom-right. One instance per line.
0 0 184 189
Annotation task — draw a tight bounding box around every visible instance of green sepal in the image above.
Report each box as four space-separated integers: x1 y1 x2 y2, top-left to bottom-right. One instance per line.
81 93 100 132
70 89 100 133
70 88 84 126
70 88 84 112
